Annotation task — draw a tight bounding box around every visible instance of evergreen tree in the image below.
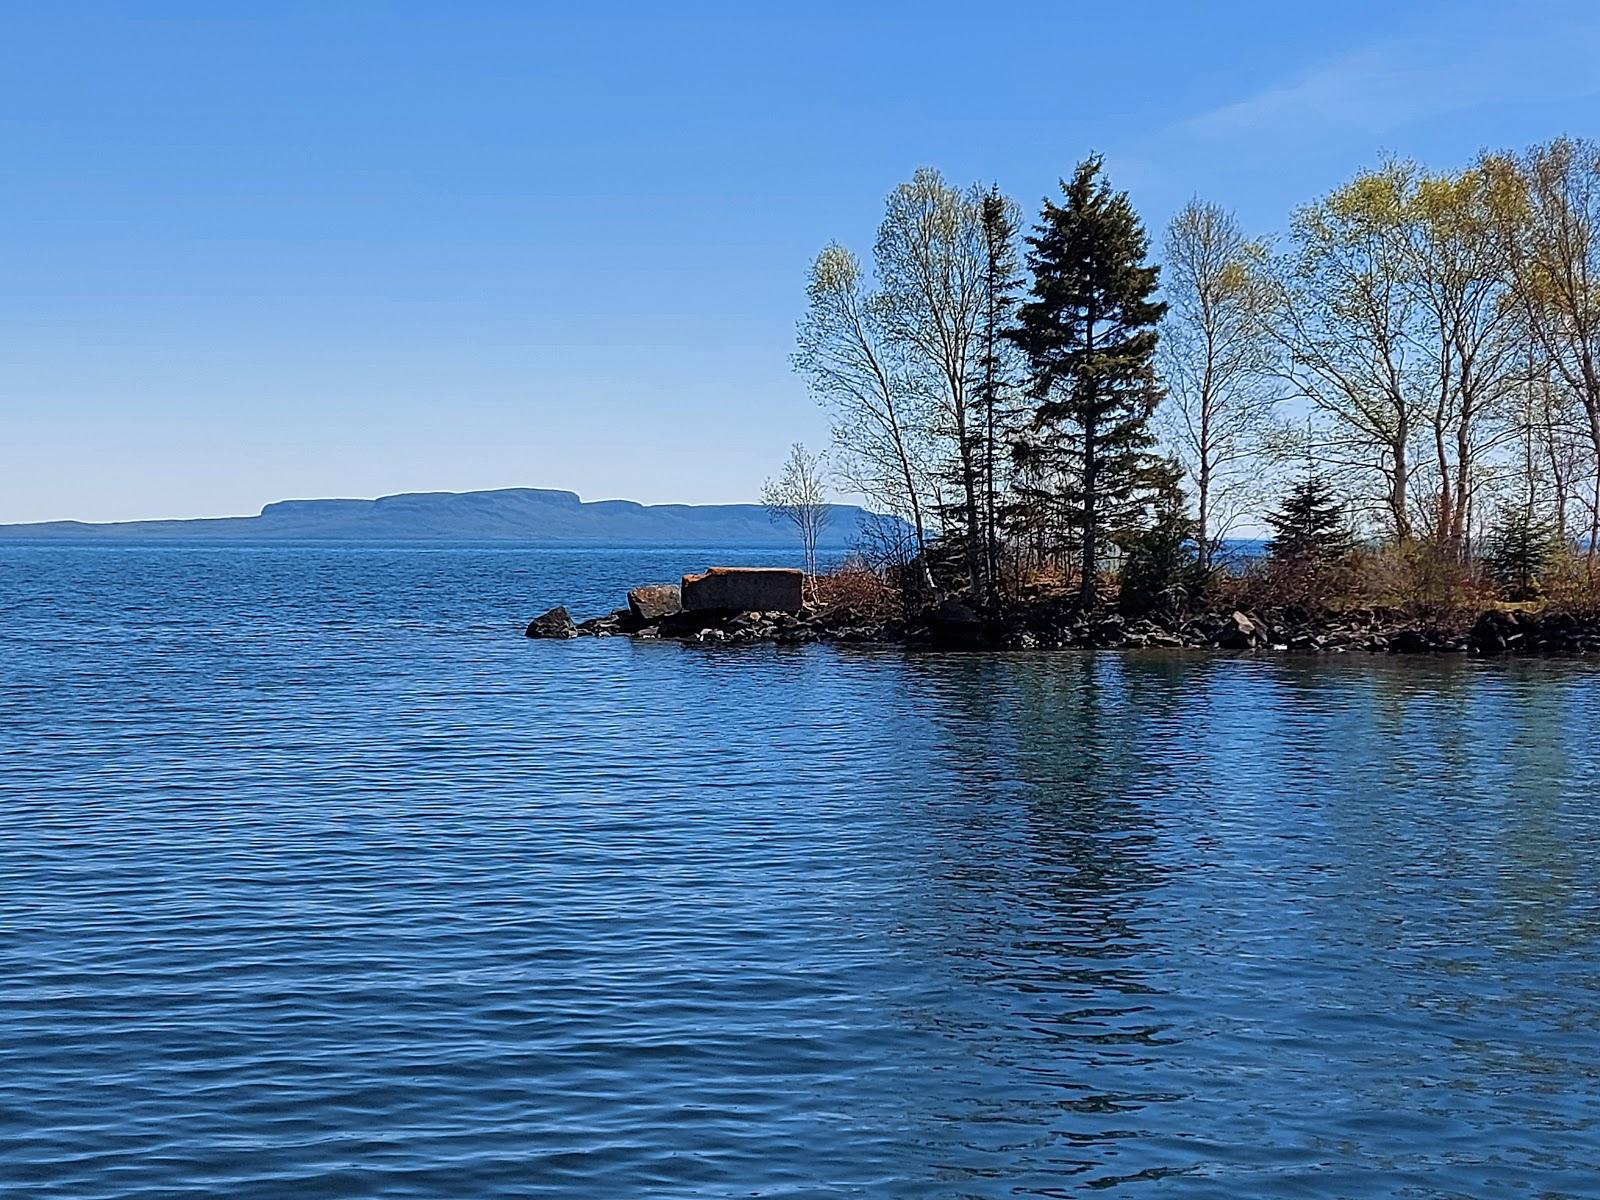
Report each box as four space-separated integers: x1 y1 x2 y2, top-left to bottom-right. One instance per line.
977 186 1023 600
1117 460 1202 616
1265 475 1354 567
1010 156 1167 606
1482 507 1559 600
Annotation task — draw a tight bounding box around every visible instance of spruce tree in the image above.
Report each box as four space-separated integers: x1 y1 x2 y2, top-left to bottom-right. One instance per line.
1482 507 1559 600
1010 156 1167 606
977 186 1022 600
1117 459 1202 616
1265 475 1354 567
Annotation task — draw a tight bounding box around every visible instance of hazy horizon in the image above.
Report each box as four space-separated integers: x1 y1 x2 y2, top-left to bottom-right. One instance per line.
5 1 1600 524
0 483 868 528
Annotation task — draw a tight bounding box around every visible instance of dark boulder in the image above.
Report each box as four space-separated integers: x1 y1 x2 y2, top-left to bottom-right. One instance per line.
1468 611 1511 656
654 609 725 639
681 567 804 613
1216 610 1262 649
628 584 682 622
576 609 629 637
525 606 577 639
1390 628 1435 654
924 597 987 649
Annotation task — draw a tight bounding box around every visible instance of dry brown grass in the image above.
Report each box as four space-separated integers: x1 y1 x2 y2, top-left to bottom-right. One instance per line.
1216 545 1494 627
1339 545 1494 624
808 563 903 619
1540 552 1600 615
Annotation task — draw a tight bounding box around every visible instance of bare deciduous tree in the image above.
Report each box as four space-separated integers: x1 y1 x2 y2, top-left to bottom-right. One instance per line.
793 243 935 584
1492 137 1600 559
875 169 989 595
1265 161 1423 541
1402 161 1523 558
761 442 831 581
1159 199 1278 568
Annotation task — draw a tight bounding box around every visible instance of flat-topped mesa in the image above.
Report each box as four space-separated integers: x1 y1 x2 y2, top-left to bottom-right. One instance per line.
681 567 804 614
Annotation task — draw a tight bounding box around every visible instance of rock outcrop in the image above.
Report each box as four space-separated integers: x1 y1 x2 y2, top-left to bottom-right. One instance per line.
1467 608 1600 656
628 584 682 621
528 586 1600 657
681 567 804 613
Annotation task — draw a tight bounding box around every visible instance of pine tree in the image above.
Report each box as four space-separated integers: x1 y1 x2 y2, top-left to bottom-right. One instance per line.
1265 475 1354 567
1010 156 1167 607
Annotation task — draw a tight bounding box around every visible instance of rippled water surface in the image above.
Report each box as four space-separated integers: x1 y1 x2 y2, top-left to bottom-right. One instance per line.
4 542 1600 1198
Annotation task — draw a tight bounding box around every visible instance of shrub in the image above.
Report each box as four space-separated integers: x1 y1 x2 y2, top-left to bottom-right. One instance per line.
1344 542 1490 625
1540 549 1600 615
809 562 902 619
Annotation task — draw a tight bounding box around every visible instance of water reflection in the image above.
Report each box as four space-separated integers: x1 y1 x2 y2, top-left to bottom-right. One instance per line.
878 651 1600 1195
4 544 1600 1198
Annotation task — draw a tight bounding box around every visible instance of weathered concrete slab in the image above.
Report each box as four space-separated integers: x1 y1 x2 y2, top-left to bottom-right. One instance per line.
628 583 682 621
681 567 804 613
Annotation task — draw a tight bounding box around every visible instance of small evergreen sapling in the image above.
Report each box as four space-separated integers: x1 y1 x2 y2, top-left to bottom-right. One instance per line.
1265 475 1354 568
1482 507 1559 600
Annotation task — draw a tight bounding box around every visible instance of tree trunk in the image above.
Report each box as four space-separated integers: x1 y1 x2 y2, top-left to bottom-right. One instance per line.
1080 417 1098 607
1391 421 1412 542
958 434 983 598
983 368 999 601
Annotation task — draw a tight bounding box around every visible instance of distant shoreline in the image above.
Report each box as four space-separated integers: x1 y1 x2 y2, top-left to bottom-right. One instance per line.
0 485 899 547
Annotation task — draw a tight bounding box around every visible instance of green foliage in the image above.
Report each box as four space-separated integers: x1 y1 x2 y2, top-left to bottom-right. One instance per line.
1482 507 1560 600
977 185 1024 599
1117 465 1203 616
1266 475 1354 568
1009 155 1167 605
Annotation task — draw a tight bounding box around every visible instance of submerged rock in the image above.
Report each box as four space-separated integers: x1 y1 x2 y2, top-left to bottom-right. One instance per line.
524 606 577 639
577 609 630 637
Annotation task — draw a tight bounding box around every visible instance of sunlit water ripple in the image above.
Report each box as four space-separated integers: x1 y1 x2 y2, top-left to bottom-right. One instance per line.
3 542 1599 1198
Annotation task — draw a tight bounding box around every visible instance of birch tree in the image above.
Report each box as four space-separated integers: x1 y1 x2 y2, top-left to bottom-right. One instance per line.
762 442 831 580
1492 137 1600 559
1401 162 1523 557
793 243 935 578
1266 162 1422 541
1158 200 1278 568
875 169 988 595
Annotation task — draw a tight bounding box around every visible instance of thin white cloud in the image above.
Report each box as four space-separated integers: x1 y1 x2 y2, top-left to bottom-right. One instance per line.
1179 13 1600 143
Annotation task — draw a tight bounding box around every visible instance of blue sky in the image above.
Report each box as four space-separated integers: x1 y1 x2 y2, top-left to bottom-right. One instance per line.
3 1 1599 523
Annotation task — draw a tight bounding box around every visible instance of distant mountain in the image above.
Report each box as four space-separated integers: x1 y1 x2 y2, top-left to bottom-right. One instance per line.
0 487 897 545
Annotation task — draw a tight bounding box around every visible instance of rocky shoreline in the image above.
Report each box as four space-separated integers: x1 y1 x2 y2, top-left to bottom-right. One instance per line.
526 575 1600 658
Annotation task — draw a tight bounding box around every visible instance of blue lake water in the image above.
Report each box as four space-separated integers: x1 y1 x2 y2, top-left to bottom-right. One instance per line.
3 541 1600 1198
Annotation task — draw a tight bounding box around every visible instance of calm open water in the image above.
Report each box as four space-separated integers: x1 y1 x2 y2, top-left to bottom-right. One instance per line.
3 542 1600 1199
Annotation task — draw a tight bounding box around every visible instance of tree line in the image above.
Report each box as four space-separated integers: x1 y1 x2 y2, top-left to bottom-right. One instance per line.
786 138 1600 613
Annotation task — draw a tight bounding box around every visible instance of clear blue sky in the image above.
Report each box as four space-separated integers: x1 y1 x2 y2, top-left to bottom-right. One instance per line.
4 0 1598 523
